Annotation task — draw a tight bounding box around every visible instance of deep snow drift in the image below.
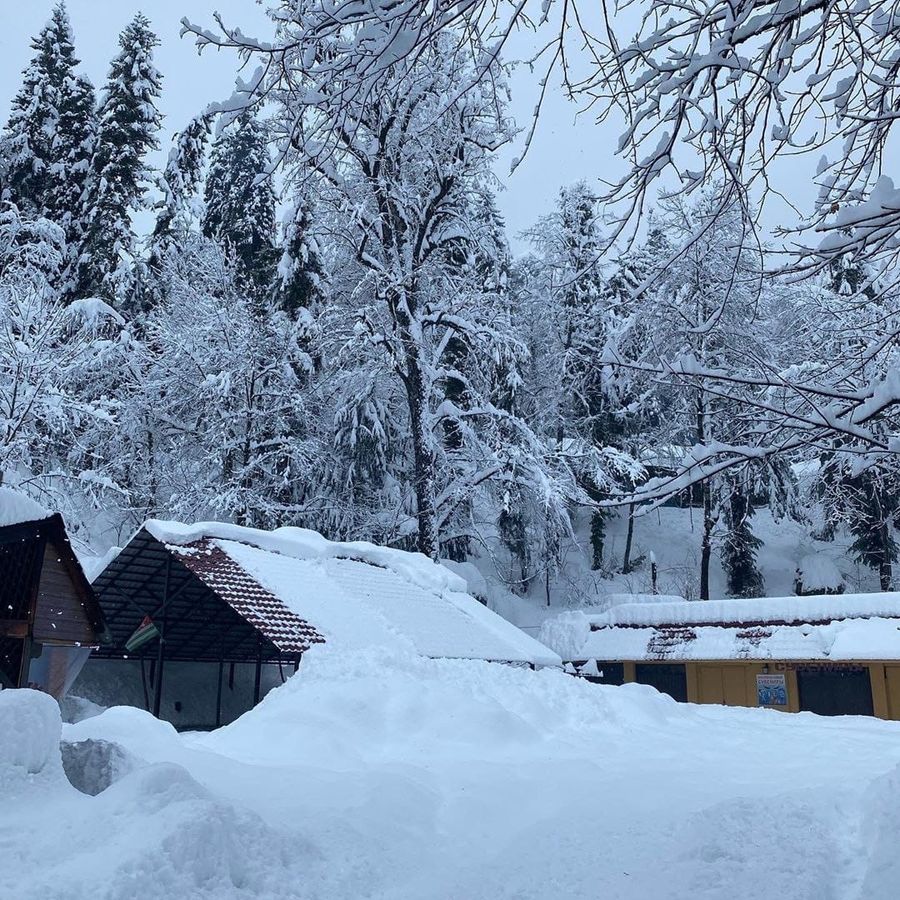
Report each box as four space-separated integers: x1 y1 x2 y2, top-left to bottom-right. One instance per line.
5 648 900 899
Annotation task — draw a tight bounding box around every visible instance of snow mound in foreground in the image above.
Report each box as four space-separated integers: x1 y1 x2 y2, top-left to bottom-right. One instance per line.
4 691 316 900
0 688 61 777
198 645 677 766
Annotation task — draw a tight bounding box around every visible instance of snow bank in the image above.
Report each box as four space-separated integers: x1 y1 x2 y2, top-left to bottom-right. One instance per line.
197 645 675 767
0 485 52 528
0 688 61 776
65 704 182 758
8 645 900 899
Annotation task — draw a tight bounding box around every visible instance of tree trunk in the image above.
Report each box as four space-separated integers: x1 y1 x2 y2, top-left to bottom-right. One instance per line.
590 511 605 571
622 503 635 573
700 481 713 601
403 335 438 560
696 384 714 601
880 520 893 590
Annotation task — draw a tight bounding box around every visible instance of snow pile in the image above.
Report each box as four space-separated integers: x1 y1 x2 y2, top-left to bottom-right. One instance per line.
0 688 61 777
2 692 310 899
797 552 844 593
0 485 52 528
538 610 592 660
197 645 671 767
5 646 900 898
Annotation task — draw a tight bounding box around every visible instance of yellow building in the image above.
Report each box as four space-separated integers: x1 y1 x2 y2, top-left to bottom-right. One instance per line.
541 593 900 719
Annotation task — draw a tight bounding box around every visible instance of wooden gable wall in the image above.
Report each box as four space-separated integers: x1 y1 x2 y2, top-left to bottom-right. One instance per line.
32 540 97 645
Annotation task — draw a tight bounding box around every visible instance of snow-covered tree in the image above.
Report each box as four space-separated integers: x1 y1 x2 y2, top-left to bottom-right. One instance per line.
0 203 122 500
623 191 773 599
721 476 765 598
278 191 326 319
202 115 278 296
524 183 645 571
143 234 318 527
2 4 79 214
73 14 162 305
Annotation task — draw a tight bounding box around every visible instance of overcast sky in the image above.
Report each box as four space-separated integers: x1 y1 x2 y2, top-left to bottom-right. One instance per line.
0 1 611 249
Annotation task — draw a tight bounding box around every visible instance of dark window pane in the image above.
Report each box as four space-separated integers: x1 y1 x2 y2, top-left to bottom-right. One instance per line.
797 667 874 717
635 663 688 702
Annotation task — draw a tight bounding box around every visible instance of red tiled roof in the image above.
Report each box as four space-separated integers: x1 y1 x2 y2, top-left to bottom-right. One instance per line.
170 538 325 654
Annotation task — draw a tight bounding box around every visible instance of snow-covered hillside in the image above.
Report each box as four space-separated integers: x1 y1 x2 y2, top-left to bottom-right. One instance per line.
470 505 875 636
6 645 900 900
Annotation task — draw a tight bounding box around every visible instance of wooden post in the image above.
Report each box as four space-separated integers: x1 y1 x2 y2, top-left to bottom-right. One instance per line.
253 637 262 706
153 555 170 718
215 656 224 728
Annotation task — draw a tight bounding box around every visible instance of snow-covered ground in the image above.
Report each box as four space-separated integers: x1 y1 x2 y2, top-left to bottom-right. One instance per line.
5 645 900 900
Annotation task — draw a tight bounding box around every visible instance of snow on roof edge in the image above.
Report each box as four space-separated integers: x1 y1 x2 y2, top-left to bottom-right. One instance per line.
0 486 54 528
142 518 468 596
584 592 900 629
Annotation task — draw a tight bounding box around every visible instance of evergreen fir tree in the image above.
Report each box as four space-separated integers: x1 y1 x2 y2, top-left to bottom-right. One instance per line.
73 14 162 304
1 3 80 217
0 2 99 281
148 116 211 275
846 471 899 591
203 115 278 295
55 73 97 252
722 480 765 597
278 193 326 317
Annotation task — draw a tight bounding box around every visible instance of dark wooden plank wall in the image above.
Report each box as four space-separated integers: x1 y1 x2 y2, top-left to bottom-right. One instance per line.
32 542 95 644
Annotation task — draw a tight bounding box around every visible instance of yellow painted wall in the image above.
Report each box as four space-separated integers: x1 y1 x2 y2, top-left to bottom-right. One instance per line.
618 660 900 720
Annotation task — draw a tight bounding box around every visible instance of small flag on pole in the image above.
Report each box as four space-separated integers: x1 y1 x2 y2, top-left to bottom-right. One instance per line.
125 616 160 652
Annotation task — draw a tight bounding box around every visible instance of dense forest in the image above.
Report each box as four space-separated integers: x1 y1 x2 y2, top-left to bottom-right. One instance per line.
2 4 898 601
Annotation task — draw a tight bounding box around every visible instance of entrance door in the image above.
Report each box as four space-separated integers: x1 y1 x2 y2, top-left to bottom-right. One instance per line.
698 665 749 706
635 663 688 702
796 667 874 717
885 666 900 720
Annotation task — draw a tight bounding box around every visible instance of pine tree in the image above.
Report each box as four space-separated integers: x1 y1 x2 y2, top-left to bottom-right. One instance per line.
528 182 616 570
203 115 278 295
278 192 326 317
722 479 765 597
1 3 80 217
846 471 898 591
55 74 97 251
73 14 162 304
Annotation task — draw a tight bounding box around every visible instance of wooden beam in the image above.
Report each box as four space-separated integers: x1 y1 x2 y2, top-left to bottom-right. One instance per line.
0 621 29 639
152 555 171 718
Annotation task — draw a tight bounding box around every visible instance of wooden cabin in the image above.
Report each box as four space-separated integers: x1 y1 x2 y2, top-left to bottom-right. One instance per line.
542 593 900 719
81 519 560 729
0 490 108 699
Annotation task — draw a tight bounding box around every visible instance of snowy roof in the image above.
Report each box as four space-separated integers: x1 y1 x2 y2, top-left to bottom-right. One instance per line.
541 593 900 662
170 539 324 655
0 487 53 529
141 520 560 667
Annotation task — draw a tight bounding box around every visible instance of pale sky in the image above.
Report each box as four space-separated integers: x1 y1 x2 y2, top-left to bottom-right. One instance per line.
2 2 850 258
0 1 608 249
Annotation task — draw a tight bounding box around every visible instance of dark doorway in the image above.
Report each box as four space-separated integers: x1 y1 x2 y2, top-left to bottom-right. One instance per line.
578 661 625 686
0 637 25 687
797 667 874 717
635 663 688 702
